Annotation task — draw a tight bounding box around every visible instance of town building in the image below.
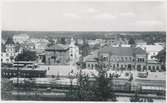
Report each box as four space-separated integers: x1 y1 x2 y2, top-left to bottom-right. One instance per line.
13 34 30 44
137 44 163 60
69 37 80 65
84 46 148 71
84 45 162 71
105 34 129 47
135 39 147 46
147 60 161 72
22 40 36 50
45 44 70 65
1 37 20 63
35 39 49 50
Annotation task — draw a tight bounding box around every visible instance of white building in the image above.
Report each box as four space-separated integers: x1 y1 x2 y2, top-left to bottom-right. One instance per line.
13 34 30 44
34 39 49 50
137 44 163 60
1 38 20 63
69 37 80 64
136 39 147 46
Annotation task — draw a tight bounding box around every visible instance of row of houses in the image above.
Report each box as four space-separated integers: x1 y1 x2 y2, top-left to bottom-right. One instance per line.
1 34 165 69
84 46 162 71
1 36 80 65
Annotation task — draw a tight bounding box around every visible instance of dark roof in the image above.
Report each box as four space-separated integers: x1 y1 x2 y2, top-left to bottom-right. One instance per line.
135 39 146 43
84 46 146 62
99 46 146 56
147 60 160 64
84 53 98 62
5 37 15 45
135 47 146 54
46 44 69 51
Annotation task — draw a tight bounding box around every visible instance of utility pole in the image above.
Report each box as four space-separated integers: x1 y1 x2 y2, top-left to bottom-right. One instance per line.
16 61 20 100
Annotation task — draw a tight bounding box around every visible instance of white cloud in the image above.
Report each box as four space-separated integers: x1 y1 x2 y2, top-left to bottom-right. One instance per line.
63 13 80 19
94 13 116 20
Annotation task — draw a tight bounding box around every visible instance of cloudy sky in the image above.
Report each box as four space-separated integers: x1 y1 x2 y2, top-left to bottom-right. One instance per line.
2 1 166 31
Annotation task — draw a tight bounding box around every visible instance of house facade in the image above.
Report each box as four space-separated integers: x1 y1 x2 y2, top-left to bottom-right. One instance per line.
84 46 148 71
69 37 80 64
1 37 20 63
13 34 30 44
137 44 163 60
45 44 70 65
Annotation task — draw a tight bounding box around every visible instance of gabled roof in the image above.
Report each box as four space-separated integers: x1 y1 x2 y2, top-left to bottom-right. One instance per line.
135 47 146 55
99 46 146 56
5 37 15 45
84 46 146 62
135 39 146 43
84 53 98 62
46 44 69 51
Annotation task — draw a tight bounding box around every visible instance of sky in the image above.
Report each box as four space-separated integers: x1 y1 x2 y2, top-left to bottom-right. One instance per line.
2 1 166 31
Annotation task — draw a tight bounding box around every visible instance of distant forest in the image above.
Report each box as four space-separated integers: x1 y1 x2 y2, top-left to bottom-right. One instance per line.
2 31 166 43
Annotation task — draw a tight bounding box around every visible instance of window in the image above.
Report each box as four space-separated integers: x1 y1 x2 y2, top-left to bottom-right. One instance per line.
129 57 132 61
113 57 115 61
128 64 131 70
121 57 124 62
156 66 159 70
88 64 90 67
125 57 127 61
133 59 135 62
137 65 141 69
103 56 108 61
95 64 98 68
113 64 115 68
6 53 9 57
117 64 119 67
149 66 151 70
121 65 123 68
140 58 142 62
91 64 94 69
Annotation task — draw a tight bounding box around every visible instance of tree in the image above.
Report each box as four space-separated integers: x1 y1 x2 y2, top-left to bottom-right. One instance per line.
156 49 166 64
93 55 116 101
76 70 94 101
47 39 55 47
60 37 66 44
130 90 141 102
156 49 166 71
76 54 116 101
15 49 37 61
128 38 135 45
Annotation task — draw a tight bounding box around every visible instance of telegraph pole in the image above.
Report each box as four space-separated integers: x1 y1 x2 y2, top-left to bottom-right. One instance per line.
16 61 20 100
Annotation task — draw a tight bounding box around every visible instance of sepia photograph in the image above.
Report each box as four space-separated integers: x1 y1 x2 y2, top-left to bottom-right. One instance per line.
1 1 166 102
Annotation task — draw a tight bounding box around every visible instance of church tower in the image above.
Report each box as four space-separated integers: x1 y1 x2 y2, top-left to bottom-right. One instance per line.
5 37 15 53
